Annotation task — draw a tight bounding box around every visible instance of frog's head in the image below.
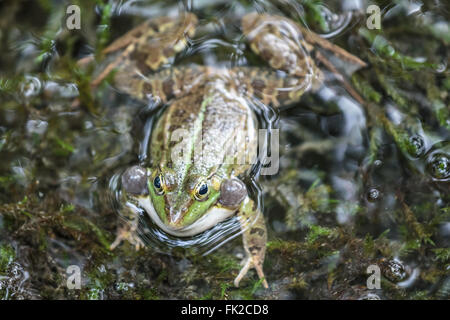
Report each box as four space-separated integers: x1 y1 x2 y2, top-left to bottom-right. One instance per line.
121 166 247 233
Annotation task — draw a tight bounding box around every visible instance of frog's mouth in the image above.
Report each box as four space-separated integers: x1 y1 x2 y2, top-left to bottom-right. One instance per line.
137 196 236 237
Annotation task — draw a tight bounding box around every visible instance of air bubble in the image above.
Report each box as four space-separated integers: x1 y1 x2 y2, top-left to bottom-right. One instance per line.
366 188 381 202
26 119 48 136
407 135 426 158
381 259 407 283
20 76 42 98
426 152 449 180
436 60 447 73
313 4 353 39
359 293 381 300
373 160 383 167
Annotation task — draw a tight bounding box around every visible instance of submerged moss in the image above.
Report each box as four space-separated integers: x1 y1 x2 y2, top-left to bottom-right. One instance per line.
0 244 15 272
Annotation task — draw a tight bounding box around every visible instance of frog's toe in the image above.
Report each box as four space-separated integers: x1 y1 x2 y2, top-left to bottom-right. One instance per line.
122 166 148 195
110 222 144 251
110 231 126 250
234 257 252 287
254 263 269 289
234 256 269 289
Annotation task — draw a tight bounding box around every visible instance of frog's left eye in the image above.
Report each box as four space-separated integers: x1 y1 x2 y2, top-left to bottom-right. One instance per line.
153 174 165 195
194 181 209 201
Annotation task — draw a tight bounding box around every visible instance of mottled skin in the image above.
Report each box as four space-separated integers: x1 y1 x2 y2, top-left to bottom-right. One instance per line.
97 12 360 288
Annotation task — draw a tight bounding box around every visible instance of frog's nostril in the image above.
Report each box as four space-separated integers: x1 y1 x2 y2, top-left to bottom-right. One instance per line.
122 166 148 195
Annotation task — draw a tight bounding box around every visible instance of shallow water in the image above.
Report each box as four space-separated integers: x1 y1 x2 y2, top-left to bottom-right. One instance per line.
0 0 449 299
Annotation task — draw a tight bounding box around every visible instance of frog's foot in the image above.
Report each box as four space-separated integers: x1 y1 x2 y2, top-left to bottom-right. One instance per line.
110 223 144 251
239 13 320 108
242 12 317 79
240 12 367 108
234 254 269 289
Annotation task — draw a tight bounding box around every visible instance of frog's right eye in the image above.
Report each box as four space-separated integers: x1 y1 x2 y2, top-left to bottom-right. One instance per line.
153 174 165 195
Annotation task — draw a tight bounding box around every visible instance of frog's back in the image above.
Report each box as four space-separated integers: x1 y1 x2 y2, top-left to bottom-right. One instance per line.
150 81 258 179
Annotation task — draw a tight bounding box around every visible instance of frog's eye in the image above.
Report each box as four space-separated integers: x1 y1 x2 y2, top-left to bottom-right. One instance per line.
194 181 209 201
153 174 165 195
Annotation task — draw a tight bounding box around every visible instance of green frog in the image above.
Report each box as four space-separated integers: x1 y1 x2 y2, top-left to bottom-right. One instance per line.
93 12 365 289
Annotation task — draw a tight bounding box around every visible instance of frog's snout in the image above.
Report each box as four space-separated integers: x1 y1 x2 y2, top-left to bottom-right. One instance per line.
122 166 149 195
167 202 189 226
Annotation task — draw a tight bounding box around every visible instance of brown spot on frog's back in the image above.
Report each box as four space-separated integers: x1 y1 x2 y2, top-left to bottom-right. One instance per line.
252 79 266 92
260 49 273 61
148 21 160 32
168 124 181 132
251 79 266 99
162 78 175 100
142 82 153 95
250 227 265 236
166 160 173 169
173 108 186 117
163 47 175 58
249 245 262 254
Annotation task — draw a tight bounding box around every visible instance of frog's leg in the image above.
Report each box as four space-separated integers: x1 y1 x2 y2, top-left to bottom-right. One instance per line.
235 197 268 289
91 13 202 103
232 66 316 108
239 12 365 108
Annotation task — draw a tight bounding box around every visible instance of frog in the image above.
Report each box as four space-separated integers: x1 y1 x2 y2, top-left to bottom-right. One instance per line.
91 12 366 289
